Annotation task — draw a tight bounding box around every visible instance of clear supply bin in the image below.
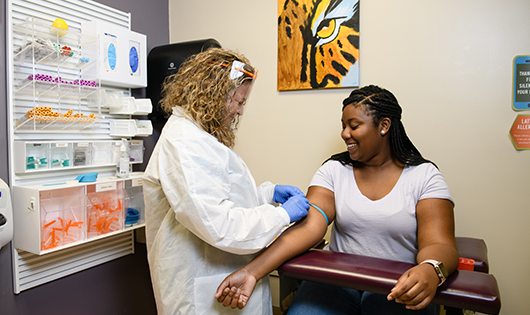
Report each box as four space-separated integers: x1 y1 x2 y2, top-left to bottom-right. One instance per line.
109 119 153 137
86 181 128 239
50 142 73 169
129 140 144 164
108 97 152 115
91 141 113 165
73 142 92 166
26 142 50 171
135 120 153 136
124 179 145 227
39 186 86 251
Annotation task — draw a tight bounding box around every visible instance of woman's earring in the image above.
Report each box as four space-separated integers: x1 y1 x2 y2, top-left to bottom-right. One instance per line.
381 130 385 135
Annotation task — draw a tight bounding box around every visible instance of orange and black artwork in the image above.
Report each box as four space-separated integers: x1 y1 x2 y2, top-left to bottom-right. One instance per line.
278 0 360 91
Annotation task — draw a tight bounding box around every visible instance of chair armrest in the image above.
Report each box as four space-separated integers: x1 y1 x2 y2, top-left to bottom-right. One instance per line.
278 250 501 315
456 237 489 273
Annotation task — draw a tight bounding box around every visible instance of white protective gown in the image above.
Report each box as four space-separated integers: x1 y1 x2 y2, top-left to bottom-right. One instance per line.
143 108 291 315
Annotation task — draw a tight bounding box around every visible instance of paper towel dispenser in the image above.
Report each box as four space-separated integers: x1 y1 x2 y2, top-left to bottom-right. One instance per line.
0 179 13 250
146 38 221 122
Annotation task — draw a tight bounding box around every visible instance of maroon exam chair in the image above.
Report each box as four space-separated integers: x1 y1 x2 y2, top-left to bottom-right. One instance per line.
277 237 500 315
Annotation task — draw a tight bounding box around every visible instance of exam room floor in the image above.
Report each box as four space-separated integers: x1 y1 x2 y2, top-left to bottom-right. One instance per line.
272 306 488 315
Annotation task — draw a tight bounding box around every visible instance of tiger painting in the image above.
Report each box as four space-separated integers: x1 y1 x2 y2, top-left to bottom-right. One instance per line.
278 0 360 91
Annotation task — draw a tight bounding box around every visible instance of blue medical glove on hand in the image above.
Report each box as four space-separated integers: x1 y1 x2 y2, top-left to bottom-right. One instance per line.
281 195 310 223
273 185 304 204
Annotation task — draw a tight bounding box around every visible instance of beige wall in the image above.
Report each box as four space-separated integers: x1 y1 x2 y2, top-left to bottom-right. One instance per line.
169 1 530 313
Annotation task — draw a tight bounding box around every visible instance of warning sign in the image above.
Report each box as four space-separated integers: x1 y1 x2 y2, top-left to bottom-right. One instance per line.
510 114 530 150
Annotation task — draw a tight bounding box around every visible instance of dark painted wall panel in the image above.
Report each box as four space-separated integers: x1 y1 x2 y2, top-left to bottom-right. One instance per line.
0 1 169 314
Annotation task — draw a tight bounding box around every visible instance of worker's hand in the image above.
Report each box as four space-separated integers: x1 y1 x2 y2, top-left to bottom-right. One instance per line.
273 185 304 204
281 194 309 223
215 268 257 309
387 264 440 310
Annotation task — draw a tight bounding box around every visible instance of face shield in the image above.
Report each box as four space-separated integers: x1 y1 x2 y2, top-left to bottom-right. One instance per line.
209 59 258 82
228 60 258 81
220 61 258 128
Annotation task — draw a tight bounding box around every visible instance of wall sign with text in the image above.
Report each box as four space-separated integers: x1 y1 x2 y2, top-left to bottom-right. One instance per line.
510 114 530 150
513 55 530 110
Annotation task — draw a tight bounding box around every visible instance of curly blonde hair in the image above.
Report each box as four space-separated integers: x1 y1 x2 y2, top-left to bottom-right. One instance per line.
159 48 256 148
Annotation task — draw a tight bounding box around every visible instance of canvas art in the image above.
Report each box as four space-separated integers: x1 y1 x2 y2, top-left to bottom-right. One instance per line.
278 0 360 91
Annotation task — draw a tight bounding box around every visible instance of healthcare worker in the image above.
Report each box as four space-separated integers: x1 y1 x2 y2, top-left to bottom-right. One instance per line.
142 47 309 315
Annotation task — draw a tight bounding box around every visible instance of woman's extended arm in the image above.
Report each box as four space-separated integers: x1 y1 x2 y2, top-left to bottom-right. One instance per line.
215 186 335 309
387 198 459 310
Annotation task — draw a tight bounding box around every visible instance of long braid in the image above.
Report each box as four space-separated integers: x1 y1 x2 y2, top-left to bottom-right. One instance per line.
327 85 435 167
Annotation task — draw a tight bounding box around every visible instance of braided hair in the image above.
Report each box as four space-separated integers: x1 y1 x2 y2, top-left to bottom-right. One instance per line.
328 85 435 167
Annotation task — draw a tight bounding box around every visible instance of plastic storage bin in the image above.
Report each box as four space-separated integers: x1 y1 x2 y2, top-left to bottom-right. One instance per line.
86 181 128 239
129 140 144 164
109 119 153 137
108 97 152 115
112 140 144 166
39 186 86 251
91 141 113 165
124 178 145 227
25 142 50 171
50 142 73 169
73 142 92 166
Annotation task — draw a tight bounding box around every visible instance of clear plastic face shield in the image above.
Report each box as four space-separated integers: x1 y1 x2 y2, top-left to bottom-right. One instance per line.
215 60 258 127
228 60 258 81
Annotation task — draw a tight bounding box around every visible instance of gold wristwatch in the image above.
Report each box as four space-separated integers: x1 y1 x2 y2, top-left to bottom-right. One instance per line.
420 259 448 286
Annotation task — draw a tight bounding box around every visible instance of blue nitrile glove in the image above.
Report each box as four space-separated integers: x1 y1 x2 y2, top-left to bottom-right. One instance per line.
281 194 310 223
273 185 304 204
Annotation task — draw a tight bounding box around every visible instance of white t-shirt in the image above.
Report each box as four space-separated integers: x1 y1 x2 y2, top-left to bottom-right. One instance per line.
309 160 454 264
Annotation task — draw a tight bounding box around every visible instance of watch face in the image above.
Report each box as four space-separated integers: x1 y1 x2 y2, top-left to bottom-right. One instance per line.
421 260 448 285
437 262 449 278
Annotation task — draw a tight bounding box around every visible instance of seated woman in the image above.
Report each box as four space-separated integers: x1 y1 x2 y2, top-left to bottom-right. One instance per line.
215 85 459 314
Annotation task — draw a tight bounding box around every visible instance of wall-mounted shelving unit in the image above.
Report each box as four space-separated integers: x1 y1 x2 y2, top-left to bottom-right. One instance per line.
7 0 150 294
11 17 102 134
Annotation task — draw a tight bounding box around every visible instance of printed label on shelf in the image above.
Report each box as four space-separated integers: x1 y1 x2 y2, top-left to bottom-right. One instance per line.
132 178 142 187
96 182 117 192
